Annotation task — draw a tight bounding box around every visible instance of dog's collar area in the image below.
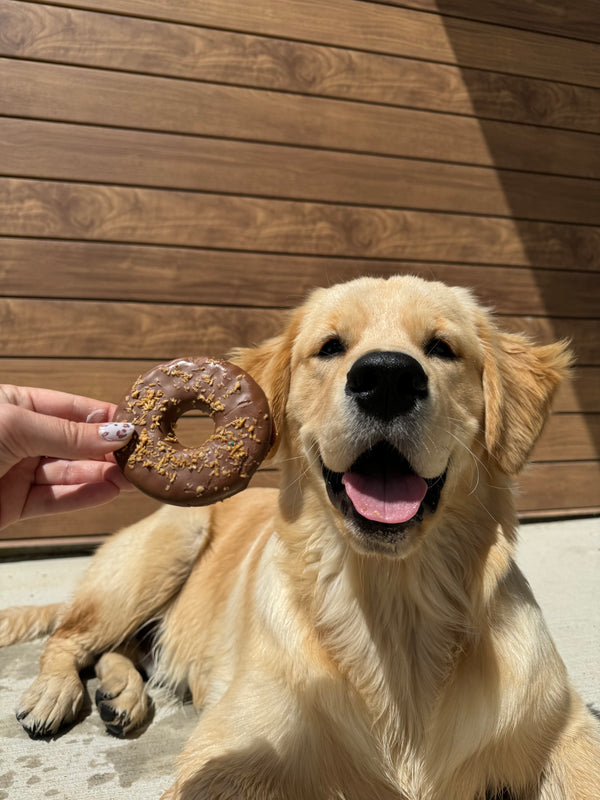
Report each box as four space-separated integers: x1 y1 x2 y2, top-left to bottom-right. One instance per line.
322 441 446 540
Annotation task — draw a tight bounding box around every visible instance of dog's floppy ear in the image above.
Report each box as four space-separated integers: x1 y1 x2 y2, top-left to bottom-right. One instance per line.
229 310 301 458
481 324 573 475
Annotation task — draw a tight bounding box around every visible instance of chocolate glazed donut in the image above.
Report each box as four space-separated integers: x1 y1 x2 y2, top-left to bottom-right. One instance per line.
113 357 272 506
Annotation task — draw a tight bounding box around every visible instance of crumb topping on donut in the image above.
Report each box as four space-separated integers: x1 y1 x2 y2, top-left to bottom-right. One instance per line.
122 418 255 487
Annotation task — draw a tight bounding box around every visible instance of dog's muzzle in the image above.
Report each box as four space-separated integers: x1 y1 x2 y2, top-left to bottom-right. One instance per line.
322 352 446 540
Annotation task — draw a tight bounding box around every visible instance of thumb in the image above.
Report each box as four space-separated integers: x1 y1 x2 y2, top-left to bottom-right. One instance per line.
0 405 134 469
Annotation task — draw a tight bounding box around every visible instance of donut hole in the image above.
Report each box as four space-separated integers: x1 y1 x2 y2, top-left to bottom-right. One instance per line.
171 411 215 450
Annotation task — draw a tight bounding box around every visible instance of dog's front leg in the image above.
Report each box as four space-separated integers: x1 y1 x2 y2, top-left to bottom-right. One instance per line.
16 505 211 737
161 678 407 800
162 734 407 800
538 700 600 800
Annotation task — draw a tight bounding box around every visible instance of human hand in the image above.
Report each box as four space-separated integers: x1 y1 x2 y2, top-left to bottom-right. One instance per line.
0 385 135 530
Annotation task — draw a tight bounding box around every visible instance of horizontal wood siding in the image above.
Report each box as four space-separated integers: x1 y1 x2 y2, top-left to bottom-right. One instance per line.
1 0 598 550
3 5 599 131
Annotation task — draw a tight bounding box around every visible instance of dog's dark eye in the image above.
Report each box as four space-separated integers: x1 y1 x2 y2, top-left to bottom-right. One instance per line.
317 337 346 358
425 337 457 360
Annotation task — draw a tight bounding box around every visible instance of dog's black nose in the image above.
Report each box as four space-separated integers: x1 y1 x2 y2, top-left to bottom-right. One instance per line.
345 351 428 420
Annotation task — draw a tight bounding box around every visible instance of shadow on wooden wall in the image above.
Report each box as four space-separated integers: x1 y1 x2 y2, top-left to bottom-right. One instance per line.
433 0 600 461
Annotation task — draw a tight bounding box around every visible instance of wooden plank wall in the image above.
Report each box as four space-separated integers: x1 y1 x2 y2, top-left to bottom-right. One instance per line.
0 0 598 551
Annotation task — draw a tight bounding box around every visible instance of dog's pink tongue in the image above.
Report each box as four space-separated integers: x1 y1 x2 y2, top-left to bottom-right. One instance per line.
342 471 428 524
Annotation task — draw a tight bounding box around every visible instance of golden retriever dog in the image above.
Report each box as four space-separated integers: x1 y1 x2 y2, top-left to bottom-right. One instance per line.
1 275 599 799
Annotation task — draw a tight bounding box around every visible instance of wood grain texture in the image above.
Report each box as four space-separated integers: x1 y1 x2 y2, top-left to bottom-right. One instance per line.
27 0 600 86
2 3 598 132
0 298 285 360
2 179 599 270
2 117 599 224
0 359 158 406
530 415 600 463
562 369 600 413
3 59 599 180
517 461 600 513
2 238 598 317
384 0 600 44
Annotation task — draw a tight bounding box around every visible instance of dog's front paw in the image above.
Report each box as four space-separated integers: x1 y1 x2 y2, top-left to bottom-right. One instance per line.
94 652 149 737
95 684 149 737
16 672 84 738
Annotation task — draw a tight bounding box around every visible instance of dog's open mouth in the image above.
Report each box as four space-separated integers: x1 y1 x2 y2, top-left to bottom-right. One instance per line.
322 441 446 536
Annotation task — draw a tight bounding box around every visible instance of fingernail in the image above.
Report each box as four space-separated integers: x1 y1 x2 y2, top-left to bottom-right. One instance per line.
99 422 135 442
86 409 108 423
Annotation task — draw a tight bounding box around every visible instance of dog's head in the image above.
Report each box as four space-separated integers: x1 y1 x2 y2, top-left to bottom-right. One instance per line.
234 276 571 557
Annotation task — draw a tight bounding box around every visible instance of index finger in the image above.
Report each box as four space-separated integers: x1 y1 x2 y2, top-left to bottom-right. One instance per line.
0 385 117 423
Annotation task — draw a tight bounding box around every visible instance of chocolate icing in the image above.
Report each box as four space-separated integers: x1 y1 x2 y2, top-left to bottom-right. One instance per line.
113 357 272 506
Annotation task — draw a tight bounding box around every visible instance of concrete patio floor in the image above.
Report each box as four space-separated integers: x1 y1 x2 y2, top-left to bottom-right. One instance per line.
0 517 598 799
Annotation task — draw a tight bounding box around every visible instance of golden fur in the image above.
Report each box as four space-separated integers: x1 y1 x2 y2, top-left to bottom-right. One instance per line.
1 276 598 799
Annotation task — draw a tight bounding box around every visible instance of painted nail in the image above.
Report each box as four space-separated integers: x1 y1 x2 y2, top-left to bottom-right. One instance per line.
99 422 135 442
86 409 108 424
